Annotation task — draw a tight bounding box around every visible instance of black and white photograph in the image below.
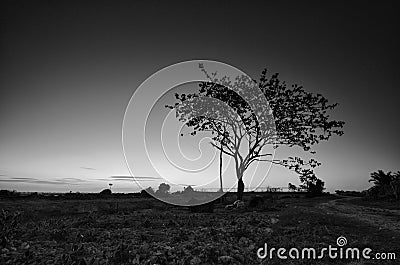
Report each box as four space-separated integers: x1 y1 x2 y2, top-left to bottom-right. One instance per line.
0 0 399 264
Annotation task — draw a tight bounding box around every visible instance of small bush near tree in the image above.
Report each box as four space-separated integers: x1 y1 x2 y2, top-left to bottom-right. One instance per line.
99 189 111 195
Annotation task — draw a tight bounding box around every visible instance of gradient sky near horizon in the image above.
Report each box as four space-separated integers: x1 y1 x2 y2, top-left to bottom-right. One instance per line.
0 0 399 193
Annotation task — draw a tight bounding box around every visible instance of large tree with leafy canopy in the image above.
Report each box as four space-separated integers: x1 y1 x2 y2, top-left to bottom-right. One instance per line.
166 65 344 200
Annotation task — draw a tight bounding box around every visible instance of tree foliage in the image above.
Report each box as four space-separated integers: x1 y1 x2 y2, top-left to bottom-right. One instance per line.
369 169 395 186
367 170 400 200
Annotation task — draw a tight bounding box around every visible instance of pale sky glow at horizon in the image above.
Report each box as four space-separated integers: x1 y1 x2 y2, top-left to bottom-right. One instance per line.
0 1 399 193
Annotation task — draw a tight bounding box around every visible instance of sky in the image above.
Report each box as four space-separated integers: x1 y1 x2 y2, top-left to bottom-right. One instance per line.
0 0 399 193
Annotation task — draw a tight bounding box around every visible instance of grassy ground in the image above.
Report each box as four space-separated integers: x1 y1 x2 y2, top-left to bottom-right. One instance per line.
0 194 399 264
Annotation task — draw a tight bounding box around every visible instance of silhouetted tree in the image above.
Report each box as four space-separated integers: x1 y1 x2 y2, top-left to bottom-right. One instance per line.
368 170 399 200
167 65 344 200
369 170 393 186
392 171 400 200
308 178 325 194
298 172 325 194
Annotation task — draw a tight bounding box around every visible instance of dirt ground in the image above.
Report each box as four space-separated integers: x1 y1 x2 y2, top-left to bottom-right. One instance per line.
318 196 400 234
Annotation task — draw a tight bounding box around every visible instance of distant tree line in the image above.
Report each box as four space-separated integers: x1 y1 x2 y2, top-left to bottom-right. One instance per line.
334 170 400 200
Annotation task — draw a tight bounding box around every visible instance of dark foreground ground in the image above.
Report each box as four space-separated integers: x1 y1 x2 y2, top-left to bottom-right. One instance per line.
1 193 399 264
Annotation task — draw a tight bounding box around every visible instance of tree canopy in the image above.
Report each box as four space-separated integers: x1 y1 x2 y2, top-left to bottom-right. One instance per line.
166 65 344 199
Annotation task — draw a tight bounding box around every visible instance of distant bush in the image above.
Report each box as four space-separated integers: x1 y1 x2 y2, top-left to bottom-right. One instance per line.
0 190 17 197
183 186 195 194
99 189 111 195
156 183 170 196
140 187 154 198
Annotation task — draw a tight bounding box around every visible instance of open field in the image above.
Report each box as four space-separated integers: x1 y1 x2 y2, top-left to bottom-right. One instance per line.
1 194 399 264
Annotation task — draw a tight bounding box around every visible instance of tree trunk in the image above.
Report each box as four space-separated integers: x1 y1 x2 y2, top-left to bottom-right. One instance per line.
219 144 223 193
237 177 244 200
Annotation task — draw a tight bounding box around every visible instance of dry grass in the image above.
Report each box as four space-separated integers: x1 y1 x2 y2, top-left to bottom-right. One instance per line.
0 195 398 264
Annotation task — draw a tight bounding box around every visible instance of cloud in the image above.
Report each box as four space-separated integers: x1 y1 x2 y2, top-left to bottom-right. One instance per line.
177 183 198 187
109 175 161 181
31 180 75 185
110 175 161 180
59 177 87 182
0 179 35 183
0 177 82 185
0 175 159 186
8 177 35 180
80 167 96 170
